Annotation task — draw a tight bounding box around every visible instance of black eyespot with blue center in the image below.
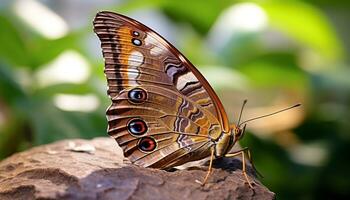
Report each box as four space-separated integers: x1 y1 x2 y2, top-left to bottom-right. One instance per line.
132 38 142 46
132 31 140 36
128 88 147 104
128 118 148 136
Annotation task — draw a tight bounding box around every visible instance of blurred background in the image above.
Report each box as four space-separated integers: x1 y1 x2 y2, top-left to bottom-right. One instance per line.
0 0 349 199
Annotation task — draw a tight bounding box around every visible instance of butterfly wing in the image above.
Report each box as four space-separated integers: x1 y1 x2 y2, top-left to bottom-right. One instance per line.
107 85 219 168
93 11 229 169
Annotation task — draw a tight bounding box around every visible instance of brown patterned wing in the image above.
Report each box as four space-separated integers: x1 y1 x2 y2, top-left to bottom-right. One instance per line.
106 85 221 168
93 11 228 168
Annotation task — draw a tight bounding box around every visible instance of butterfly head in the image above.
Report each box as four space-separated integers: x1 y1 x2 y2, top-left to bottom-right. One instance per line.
231 124 247 142
232 99 248 142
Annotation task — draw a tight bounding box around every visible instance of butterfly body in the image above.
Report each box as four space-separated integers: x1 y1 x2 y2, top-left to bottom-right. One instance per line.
93 11 244 170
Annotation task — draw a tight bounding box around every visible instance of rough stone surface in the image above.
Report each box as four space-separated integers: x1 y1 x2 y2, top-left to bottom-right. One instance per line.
0 137 275 200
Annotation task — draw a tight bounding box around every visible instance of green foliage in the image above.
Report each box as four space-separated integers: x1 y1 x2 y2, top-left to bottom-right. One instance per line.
0 0 349 199
261 1 343 61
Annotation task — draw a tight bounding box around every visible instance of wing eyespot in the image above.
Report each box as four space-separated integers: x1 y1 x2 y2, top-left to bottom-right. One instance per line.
132 31 140 37
127 118 148 136
128 88 148 104
132 38 142 46
138 137 157 152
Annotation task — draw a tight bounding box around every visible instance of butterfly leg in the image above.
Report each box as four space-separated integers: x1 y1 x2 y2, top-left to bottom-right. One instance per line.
245 147 264 178
224 147 255 188
196 147 215 185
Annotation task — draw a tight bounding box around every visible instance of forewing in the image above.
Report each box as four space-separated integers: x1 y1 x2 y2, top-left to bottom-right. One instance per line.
93 11 229 131
93 11 227 168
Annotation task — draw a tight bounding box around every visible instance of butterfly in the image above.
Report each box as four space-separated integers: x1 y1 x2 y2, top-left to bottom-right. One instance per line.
93 11 259 187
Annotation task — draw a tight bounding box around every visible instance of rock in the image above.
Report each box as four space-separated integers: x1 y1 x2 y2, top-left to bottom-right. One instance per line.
0 138 275 200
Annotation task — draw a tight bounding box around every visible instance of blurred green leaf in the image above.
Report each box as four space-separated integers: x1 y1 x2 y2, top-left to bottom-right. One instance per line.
238 52 308 89
0 62 26 105
34 83 93 97
218 33 262 67
162 0 235 34
0 14 30 66
30 31 82 69
260 1 344 61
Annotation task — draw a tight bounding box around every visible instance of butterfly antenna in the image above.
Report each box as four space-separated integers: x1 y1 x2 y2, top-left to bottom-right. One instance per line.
237 99 248 126
239 103 301 126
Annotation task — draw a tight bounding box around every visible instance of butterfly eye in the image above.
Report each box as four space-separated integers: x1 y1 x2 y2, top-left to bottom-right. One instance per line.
128 88 147 104
132 38 142 46
132 31 140 36
237 130 242 138
128 118 148 136
138 137 157 152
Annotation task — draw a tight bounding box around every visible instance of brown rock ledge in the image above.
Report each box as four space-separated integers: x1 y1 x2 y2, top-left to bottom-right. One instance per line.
0 138 275 200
